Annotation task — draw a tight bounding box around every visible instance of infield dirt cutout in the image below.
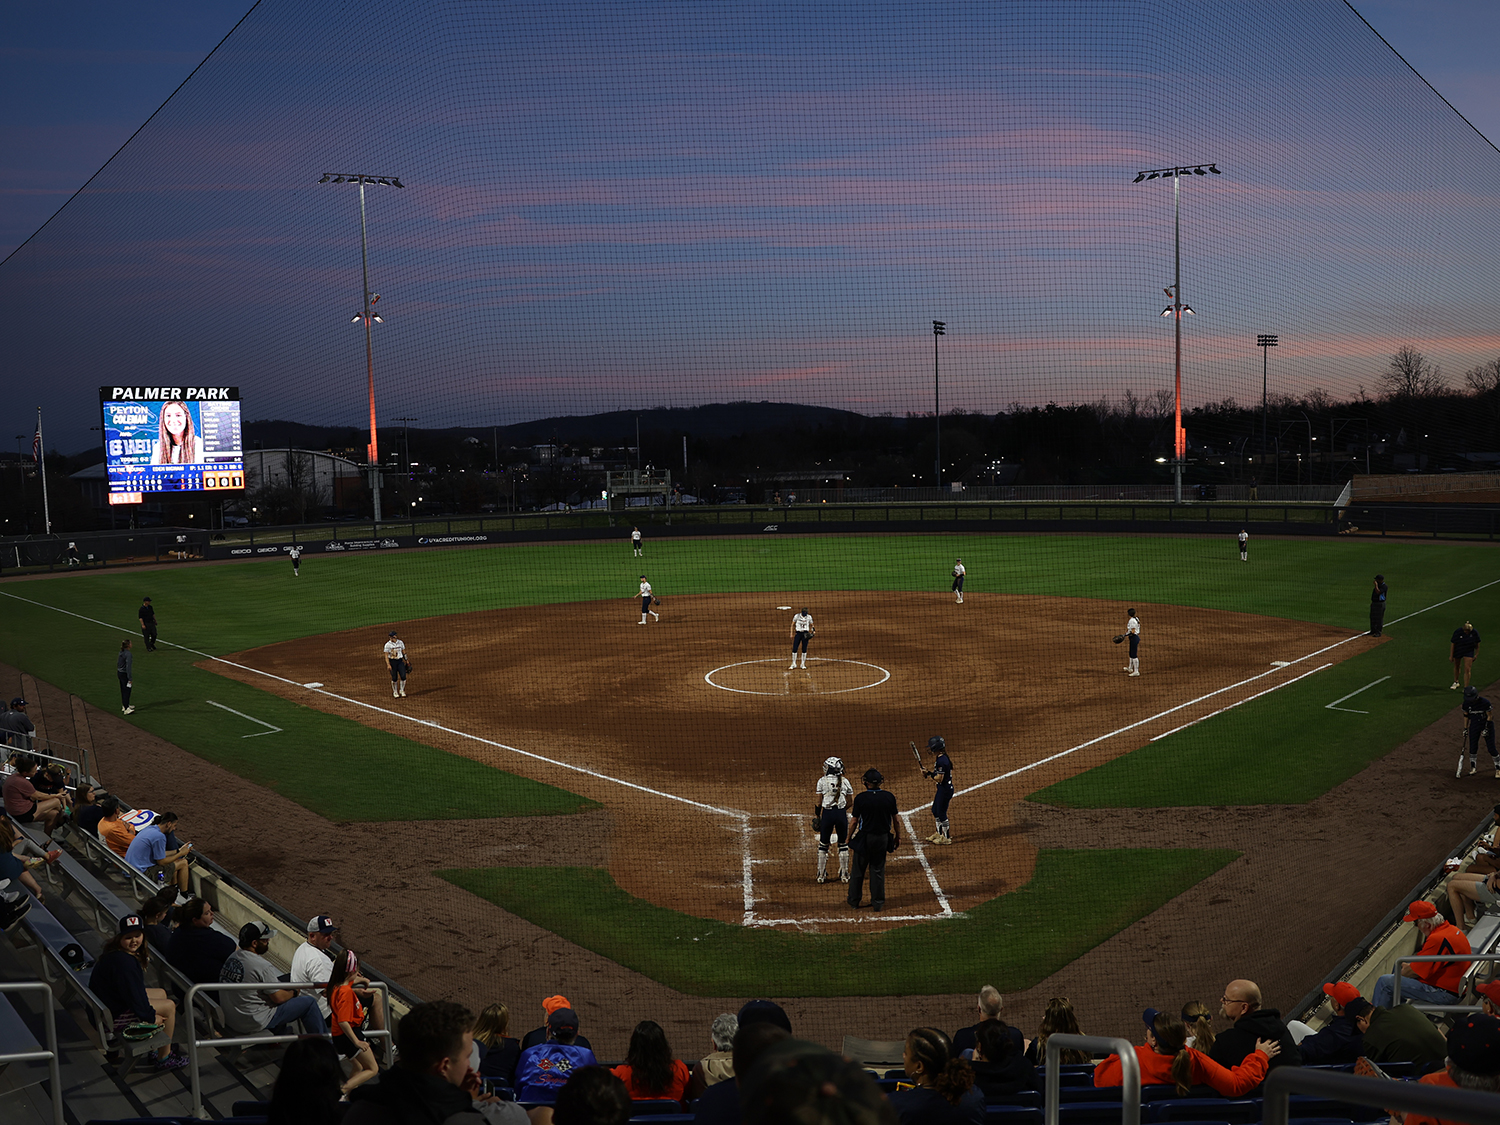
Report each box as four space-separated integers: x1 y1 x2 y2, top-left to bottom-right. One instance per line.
209 592 1369 929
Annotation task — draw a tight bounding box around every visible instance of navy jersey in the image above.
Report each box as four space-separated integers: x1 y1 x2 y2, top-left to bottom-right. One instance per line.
932 753 953 788
1465 696 1493 721
1453 628 1482 658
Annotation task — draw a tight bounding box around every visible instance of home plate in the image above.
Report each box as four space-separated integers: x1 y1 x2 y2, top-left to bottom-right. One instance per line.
303 682 325 688
1269 662 1290 668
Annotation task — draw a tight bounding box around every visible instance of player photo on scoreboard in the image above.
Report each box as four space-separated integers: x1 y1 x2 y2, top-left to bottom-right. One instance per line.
100 386 245 495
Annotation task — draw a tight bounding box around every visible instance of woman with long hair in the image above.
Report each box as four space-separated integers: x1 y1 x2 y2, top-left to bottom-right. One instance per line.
888 1027 982 1123
474 1001 522 1085
268 1036 345 1125
1094 1010 1279 1096
88 914 184 1070
610 1019 691 1102
1181 1000 1216 1053
1023 997 1091 1066
150 401 199 465
325 949 379 1094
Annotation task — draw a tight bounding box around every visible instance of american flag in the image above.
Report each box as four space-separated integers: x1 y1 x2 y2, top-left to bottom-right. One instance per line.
31 428 41 472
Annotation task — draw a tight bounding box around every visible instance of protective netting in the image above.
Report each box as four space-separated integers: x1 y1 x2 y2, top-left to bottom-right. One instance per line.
4 0 1500 1061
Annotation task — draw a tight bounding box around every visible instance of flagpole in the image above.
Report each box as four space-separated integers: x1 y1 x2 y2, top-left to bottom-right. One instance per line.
36 407 52 535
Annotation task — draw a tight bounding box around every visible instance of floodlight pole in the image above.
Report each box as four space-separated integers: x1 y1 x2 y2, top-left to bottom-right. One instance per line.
36 407 52 534
1257 334 1279 480
933 320 946 488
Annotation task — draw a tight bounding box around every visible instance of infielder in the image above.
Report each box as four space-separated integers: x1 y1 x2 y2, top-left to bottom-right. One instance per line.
789 607 814 669
1461 686 1498 778
1123 609 1141 677
952 559 966 604
631 526 643 557
1237 529 1248 562
923 736 954 845
637 575 660 624
813 756 853 884
383 630 409 698
289 544 302 577
1452 622 1482 691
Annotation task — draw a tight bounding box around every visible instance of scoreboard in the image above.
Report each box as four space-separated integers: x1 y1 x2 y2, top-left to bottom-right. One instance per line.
99 386 245 497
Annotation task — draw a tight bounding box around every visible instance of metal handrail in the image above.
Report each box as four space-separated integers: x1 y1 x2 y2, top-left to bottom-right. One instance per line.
1045 1034 1137 1125
0 981 62 1125
184 979 391 1119
1392 952 1496 1011
1262 1064 1500 1125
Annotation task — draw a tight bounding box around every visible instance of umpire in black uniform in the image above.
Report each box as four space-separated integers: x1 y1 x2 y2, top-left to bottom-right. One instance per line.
1370 575 1388 637
847 768 900 912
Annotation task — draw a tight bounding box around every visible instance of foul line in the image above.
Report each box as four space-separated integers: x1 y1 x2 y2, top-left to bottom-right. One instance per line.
205 700 282 738
1385 577 1500 628
900 812 954 917
1325 676 1392 715
1149 664 1332 741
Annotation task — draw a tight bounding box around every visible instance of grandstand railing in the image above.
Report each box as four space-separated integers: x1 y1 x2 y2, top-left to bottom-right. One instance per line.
0 981 63 1125
184 980 392 1120
1391 953 1500 1013
1045 1035 1139 1125
1262 1065 1500 1125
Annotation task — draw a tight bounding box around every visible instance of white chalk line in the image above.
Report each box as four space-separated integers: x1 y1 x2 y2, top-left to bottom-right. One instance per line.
704 657 891 696
205 699 282 738
1149 664 1332 742
1325 676 1392 715
900 812 954 917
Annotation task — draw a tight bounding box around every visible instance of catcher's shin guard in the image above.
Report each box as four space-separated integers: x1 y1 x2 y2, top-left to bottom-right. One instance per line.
838 846 850 881
817 845 829 882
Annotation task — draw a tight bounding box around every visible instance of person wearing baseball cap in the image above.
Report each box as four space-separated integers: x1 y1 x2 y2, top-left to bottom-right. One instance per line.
0 697 34 752
1398 1012 1500 1125
514 1007 598 1103
289 914 385 1044
1283 982 1372 1065
520 994 594 1051
89 914 184 1071
1373 901 1472 1009
219 920 328 1038
1461 684 1498 778
383 631 409 698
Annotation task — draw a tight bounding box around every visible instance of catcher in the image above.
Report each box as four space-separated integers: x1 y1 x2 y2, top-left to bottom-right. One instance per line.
915 736 955 844
812 756 853 883
789 607 815 670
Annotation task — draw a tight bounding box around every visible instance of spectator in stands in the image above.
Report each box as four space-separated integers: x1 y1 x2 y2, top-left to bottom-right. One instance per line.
515 1007 598 1103
1181 1000 1216 1051
71 783 104 834
1394 1012 1500 1125
1362 1001 1450 1076
220 921 329 1038
692 1018 792 1125
521 994 594 1051
685 1012 738 1100
737 998 794 1034
345 999 530 1124
139 885 177 953
969 1020 1036 1099
1447 866 1500 931
740 1037 897 1125
98 797 136 858
611 1019 691 1102
536 1066 633 1125
1285 982 1371 1064
123 810 193 893
328 949 382 1095
0 698 35 750
1097 1009 1278 1097
953 985 1024 1058
88 913 186 1071
886 1027 983 1123
474 1001 522 1086
1478 980 1500 1018
268 1037 346 1125
166 896 237 983
292 913 340 1018
1460 807 1500 877
1374 901 1473 1008
1023 997 1091 1066
0 816 57 905
1207 978 1302 1079
2 754 65 836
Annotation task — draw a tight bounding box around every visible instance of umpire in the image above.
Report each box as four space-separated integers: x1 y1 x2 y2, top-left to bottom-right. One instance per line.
847 768 900 912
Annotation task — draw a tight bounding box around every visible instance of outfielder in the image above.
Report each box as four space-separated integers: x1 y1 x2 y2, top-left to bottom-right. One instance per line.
813 756 853 883
631 526 643 557
1237 529 1248 562
1123 608 1141 677
289 544 302 577
1461 686 1498 779
636 575 660 624
951 559 966 604
789 607 814 669
923 736 954 845
383 630 409 698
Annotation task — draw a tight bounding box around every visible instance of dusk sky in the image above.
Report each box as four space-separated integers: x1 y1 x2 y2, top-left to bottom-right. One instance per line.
5 1 1500 453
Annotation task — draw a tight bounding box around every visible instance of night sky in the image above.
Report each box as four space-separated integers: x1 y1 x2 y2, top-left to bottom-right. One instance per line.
5 1 1500 452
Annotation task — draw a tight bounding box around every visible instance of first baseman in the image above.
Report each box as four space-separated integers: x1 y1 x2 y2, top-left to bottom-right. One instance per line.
813 756 853 883
923 736 955 845
790 607 814 669
383 630 409 698
637 575 660 624
952 559 966 603
1123 608 1141 676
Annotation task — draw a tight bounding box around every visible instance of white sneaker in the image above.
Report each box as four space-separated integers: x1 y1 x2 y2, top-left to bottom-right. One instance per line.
789 663 798 670
638 620 646 625
1128 670 1140 677
1471 763 1479 776
1122 666 1131 672
651 611 659 621
1452 682 1462 690
840 872 850 883
123 706 135 714
399 686 407 697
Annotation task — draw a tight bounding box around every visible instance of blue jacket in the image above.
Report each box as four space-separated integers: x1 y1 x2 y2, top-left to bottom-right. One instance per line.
1297 1013 1365 1065
89 949 154 1023
513 1041 598 1102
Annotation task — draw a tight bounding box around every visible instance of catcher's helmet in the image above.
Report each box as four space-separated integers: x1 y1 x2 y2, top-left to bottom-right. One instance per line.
823 756 844 775
862 767 883 786
1466 686 1480 700
927 736 945 753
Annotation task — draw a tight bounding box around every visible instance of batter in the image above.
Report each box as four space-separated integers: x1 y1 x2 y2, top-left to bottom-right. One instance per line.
923 736 955 845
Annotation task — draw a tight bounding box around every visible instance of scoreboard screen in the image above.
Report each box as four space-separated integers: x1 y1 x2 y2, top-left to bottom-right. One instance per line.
99 386 245 495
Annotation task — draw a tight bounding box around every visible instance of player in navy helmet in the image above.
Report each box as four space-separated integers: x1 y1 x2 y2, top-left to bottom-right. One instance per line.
924 736 955 845
813 756 853 884
1461 685 1498 779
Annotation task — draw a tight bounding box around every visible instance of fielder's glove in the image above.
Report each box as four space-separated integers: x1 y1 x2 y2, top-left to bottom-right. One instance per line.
1112 635 1126 644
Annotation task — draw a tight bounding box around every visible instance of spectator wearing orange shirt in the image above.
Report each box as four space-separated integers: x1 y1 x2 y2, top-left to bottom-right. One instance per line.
1095 1010 1278 1096
327 949 380 1095
99 797 137 858
1397 1012 1500 1125
611 1020 690 1103
1374 900 1472 1008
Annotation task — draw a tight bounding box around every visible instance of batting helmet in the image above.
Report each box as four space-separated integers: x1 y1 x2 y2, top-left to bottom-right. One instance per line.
823 756 844 775
862 767 883 786
927 736 945 753
1467 686 1480 700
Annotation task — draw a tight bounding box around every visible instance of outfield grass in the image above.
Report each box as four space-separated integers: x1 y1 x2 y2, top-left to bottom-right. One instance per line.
437 847 1239 996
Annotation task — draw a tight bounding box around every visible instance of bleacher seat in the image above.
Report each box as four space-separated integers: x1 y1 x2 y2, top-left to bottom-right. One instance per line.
1156 1099 1261 1124
631 1099 684 1116
232 1102 271 1116
986 1107 1043 1123
1058 1103 1135 1124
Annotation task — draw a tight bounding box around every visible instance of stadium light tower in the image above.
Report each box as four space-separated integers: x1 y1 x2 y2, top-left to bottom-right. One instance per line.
1257 334 1278 477
1132 163 1220 502
932 320 945 487
319 172 404 521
